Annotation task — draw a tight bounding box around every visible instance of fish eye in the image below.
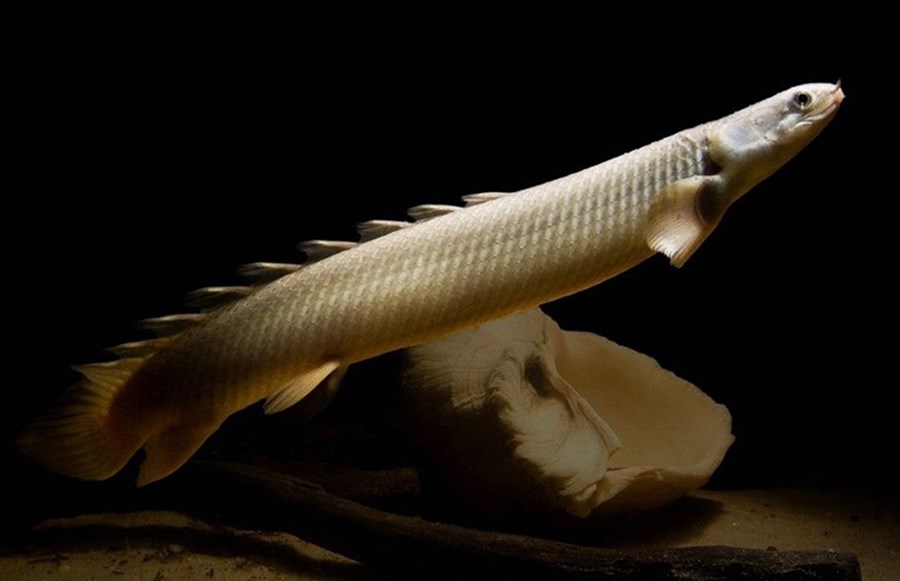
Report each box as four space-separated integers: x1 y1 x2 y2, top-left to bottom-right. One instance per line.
793 91 813 109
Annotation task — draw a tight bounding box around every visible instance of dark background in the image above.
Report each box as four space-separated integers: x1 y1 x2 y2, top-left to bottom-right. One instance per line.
6 18 890 492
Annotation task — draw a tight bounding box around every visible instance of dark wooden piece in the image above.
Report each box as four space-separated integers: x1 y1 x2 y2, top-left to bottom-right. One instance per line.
165 461 861 581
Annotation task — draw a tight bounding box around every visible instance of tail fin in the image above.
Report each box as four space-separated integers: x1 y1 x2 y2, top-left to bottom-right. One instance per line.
17 358 146 481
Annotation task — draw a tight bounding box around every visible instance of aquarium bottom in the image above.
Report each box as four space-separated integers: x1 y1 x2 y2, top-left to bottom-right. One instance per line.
2 486 893 581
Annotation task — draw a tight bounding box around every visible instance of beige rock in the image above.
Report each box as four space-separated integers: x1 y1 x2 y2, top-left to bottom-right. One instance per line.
402 309 733 518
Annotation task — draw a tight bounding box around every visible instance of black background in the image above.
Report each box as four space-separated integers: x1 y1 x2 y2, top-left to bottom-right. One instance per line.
6 15 891 491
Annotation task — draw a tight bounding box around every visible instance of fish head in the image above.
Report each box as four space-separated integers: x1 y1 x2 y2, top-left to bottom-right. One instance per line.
709 82 844 195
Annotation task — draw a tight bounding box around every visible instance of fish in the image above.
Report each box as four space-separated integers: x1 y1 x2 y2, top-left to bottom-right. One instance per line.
18 82 844 486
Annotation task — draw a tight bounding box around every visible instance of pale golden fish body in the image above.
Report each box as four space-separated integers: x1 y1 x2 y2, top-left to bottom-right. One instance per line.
18 83 843 485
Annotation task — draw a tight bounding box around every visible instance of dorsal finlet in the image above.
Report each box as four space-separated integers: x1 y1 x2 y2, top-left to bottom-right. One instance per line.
462 191 510 207
137 314 208 336
185 286 253 310
407 204 462 222
298 240 358 263
238 262 302 284
107 337 173 358
73 359 143 388
357 220 411 242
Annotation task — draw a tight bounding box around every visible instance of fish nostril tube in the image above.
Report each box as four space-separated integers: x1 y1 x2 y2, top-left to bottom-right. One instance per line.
834 87 846 104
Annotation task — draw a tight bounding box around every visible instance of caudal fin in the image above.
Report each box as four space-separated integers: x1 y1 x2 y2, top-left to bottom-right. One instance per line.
17 359 146 481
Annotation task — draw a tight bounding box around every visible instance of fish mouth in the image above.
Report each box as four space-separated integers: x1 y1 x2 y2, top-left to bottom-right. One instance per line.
811 85 845 120
796 86 844 129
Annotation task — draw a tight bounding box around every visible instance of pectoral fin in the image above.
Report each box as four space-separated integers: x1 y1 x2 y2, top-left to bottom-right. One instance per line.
645 176 726 268
263 361 343 415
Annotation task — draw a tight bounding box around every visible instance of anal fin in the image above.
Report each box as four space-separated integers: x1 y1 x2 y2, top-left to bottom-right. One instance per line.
263 361 342 415
645 175 726 268
138 420 220 487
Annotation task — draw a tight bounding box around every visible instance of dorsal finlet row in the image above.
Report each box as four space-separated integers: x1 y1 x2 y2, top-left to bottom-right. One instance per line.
94 188 516 372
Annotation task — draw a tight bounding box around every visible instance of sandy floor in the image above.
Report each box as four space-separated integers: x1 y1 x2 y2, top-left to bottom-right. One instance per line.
643 488 897 581
2 488 896 581
1 511 365 581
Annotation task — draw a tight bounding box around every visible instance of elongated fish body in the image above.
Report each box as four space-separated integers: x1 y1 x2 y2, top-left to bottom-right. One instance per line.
20 83 844 486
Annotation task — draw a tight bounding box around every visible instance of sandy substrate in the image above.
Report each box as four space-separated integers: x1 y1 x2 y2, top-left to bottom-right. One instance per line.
626 488 897 581
2 488 896 581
